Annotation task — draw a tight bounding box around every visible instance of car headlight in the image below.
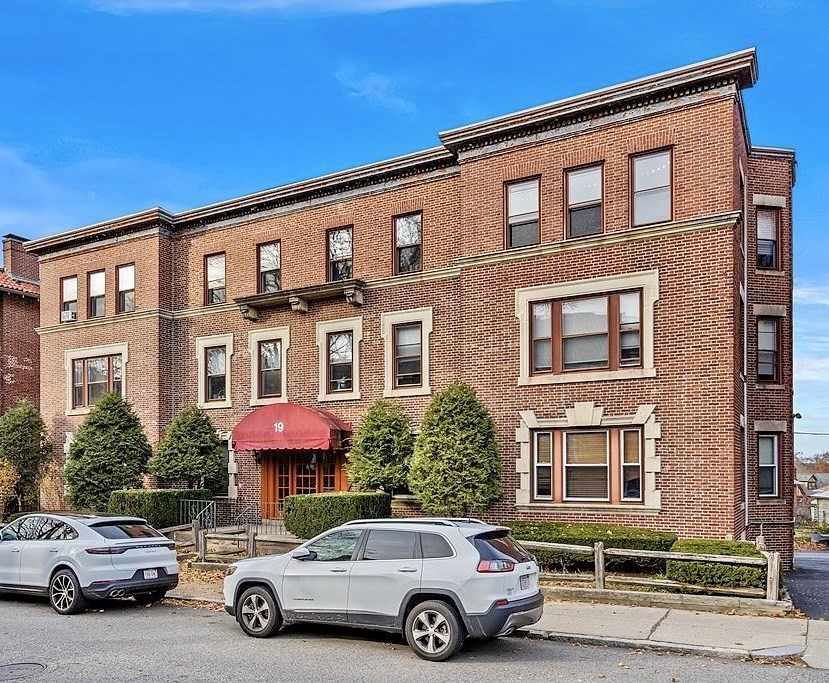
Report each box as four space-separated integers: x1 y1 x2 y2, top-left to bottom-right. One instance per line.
226 565 238 577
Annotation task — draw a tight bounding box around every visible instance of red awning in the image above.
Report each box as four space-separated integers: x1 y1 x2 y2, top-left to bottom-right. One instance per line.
232 403 351 451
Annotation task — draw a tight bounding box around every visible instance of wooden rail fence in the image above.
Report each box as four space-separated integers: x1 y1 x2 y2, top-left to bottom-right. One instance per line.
519 540 781 602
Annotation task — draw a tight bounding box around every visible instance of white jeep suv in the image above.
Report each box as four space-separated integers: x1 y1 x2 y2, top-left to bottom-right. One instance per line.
223 518 542 661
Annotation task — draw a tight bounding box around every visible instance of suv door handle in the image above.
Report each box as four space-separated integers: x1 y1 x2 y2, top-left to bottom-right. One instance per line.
330 567 348 573
398 567 418 573
10 548 20 553
49 548 59 553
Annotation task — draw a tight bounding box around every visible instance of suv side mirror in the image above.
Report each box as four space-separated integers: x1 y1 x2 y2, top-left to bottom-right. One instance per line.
291 547 311 561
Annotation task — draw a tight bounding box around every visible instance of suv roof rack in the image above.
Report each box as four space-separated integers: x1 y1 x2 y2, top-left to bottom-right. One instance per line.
341 518 481 528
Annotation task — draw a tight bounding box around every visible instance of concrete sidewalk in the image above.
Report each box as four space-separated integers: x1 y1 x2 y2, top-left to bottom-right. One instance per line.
522 601 829 669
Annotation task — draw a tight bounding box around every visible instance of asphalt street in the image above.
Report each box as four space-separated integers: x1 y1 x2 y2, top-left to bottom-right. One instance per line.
785 552 829 620
0 596 824 682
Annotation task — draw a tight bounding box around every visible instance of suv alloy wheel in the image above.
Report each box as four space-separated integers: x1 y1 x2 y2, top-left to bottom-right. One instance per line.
405 600 464 662
49 569 88 615
237 586 282 638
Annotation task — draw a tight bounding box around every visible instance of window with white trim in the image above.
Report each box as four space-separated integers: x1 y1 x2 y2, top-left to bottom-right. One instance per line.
316 317 362 401
564 431 609 501
72 355 122 408
248 327 290 406
758 434 779 497
534 432 553 500
196 334 234 409
380 307 433 398
621 429 642 501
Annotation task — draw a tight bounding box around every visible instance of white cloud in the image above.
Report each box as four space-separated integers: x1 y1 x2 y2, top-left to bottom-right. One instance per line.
795 281 829 307
334 66 415 113
84 0 508 14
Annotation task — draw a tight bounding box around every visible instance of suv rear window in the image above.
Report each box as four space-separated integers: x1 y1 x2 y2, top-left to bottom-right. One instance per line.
420 532 454 559
90 522 162 539
473 530 531 562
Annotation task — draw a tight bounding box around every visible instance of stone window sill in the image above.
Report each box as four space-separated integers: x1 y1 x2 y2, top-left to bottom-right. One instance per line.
516 503 661 515
519 367 656 386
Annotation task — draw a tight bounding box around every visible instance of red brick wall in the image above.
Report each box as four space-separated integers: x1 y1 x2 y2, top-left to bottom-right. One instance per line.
0 293 40 411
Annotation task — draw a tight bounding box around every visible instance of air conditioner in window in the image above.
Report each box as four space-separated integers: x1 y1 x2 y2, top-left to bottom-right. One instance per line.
60 310 77 323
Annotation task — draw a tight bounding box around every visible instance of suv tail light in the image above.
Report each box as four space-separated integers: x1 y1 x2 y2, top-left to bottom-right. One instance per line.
85 547 128 555
477 559 515 573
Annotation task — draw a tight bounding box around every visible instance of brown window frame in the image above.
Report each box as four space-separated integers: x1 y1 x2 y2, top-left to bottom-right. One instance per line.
60 275 78 322
630 148 673 227
393 322 422 388
87 270 106 319
505 176 541 249
257 339 282 399
204 345 227 403
326 331 353 393
257 241 281 294
530 290 643 376
758 433 780 498
393 212 423 275
756 208 780 270
327 227 353 282
116 263 135 314
204 253 227 305
757 317 780 383
72 355 122 409
565 163 603 239
530 427 644 505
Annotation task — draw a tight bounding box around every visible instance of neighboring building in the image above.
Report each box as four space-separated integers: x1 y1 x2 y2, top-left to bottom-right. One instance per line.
794 471 829 521
0 234 40 412
26 49 796 563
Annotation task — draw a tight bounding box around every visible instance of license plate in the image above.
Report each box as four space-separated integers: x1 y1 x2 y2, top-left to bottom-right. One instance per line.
520 574 530 591
143 569 158 580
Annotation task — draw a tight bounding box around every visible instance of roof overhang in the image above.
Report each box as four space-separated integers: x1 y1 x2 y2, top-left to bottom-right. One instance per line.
232 403 352 452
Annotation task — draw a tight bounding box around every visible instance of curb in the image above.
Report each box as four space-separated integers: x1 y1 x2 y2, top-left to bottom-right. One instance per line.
166 592 224 605
512 628 805 662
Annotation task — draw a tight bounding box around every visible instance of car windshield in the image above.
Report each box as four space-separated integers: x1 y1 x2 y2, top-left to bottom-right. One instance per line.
90 522 162 539
473 530 531 562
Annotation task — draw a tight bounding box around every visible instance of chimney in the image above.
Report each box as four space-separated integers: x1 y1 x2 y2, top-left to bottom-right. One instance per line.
2 234 39 281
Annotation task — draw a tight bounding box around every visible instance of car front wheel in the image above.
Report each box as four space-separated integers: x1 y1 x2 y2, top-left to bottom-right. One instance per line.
236 586 282 638
49 569 88 615
405 600 464 662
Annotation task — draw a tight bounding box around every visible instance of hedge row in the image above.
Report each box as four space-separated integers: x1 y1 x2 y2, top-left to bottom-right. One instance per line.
284 492 391 539
506 521 678 572
666 539 766 589
108 489 210 529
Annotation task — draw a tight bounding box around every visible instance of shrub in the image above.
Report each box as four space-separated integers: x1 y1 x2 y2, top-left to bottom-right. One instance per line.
283 492 391 539
150 406 224 492
108 489 211 529
409 383 502 515
0 460 17 506
65 393 151 511
666 539 766 589
347 400 414 494
0 400 52 510
505 520 678 573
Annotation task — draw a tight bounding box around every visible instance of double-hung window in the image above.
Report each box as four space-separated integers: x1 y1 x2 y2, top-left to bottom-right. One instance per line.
564 431 609 500
328 228 353 281
117 264 135 313
72 355 122 408
393 323 422 387
61 276 78 321
258 241 281 293
327 332 353 392
757 209 779 270
395 213 422 274
531 292 641 375
757 318 779 382
205 346 227 402
621 430 642 501
506 178 540 248
632 150 671 226
258 340 282 398
567 165 602 237
534 432 553 500
205 253 226 304
88 271 105 318
758 434 779 497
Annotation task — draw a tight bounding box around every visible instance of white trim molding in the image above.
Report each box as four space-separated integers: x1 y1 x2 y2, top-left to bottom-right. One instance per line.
64 342 129 417
380 307 434 398
514 402 662 512
754 420 788 433
752 194 787 208
515 270 659 386
248 326 291 407
316 316 363 402
196 333 234 409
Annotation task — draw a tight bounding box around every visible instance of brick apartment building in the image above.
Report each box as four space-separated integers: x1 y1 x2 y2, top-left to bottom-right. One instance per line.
0 235 40 411
26 49 796 562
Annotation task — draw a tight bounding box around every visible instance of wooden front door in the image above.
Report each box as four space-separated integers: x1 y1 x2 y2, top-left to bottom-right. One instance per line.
260 451 345 518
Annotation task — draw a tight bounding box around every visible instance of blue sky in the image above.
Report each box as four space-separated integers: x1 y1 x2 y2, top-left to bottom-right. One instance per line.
2 0 827 454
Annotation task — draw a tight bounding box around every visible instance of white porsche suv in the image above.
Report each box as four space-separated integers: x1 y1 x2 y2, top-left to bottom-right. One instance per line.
223 518 542 661
0 514 179 614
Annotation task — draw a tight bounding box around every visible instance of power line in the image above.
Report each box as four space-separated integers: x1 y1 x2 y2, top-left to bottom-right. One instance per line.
795 431 829 436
